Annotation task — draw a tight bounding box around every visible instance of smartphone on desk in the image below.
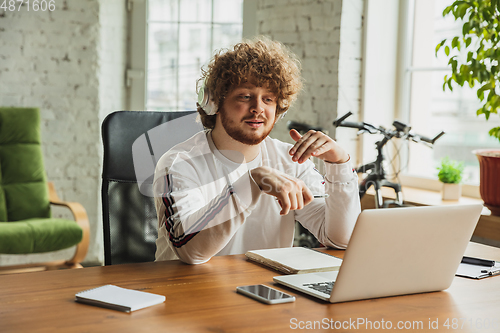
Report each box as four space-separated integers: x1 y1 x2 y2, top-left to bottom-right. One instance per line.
236 284 295 304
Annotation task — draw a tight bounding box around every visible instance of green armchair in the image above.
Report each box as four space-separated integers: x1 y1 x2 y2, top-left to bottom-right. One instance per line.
0 107 89 273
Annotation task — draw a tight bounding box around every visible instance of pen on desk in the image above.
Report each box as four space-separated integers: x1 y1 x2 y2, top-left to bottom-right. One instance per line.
461 256 496 267
274 194 329 201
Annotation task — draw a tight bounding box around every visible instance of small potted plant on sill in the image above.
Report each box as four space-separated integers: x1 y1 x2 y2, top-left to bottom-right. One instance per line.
437 157 464 201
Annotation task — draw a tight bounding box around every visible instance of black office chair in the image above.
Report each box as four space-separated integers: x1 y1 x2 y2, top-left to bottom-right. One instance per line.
101 111 202 265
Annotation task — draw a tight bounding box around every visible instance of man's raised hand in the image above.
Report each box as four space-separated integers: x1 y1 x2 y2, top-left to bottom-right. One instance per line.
288 129 349 164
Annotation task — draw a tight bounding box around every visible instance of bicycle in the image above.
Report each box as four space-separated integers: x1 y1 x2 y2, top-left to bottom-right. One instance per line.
288 112 445 209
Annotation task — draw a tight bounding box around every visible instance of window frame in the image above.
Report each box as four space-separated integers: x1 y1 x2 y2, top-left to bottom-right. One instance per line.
362 0 480 198
127 0 255 112
399 0 480 198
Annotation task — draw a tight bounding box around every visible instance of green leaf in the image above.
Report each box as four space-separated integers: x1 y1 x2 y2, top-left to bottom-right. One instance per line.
451 58 458 73
492 65 498 76
463 22 470 35
468 77 474 88
457 3 469 19
467 51 473 62
489 95 499 111
487 90 495 105
445 45 450 56
489 127 500 142
466 37 472 47
435 39 447 56
478 70 485 82
484 105 491 120
478 91 484 101
443 6 453 17
477 82 492 100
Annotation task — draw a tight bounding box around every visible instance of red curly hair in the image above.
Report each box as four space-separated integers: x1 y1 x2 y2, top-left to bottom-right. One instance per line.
197 36 302 129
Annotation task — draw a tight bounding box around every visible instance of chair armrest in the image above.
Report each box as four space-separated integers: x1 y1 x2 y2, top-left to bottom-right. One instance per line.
48 182 90 266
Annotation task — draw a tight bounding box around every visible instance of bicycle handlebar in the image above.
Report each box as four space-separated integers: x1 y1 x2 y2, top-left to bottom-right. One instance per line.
337 121 366 129
332 111 353 127
431 131 445 143
333 113 380 134
333 112 444 145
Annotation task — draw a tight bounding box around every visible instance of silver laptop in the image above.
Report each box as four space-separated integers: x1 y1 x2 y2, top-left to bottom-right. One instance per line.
274 204 483 303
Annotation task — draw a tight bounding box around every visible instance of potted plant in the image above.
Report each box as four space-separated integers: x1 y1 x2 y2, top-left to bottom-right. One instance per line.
436 1 500 213
437 157 464 200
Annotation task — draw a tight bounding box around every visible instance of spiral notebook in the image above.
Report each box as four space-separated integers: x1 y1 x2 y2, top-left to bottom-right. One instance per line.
75 285 165 312
245 247 343 274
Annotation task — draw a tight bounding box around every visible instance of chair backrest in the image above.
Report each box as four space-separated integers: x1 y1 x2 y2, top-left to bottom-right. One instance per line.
0 107 50 222
101 110 202 265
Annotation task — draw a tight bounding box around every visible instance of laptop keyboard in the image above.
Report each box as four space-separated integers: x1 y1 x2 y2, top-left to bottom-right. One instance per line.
303 281 335 295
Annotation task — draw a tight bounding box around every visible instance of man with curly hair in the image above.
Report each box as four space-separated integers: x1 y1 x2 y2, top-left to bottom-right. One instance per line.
154 37 360 264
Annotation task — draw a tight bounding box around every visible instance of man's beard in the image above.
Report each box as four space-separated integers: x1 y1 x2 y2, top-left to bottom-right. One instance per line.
219 108 275 145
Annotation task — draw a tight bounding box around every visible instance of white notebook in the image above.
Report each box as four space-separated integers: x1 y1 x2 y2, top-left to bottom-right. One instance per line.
246 247 343 274
75 285 165 312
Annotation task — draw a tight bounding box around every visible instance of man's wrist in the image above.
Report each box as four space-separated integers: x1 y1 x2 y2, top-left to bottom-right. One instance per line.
326 154 350 164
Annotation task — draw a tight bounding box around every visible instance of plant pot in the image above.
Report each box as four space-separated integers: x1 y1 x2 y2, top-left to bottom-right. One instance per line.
442 183 461 200
473 149 500 215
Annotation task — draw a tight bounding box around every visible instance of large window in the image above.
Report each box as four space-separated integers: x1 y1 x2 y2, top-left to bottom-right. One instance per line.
137 0 243 111
404 0 500 185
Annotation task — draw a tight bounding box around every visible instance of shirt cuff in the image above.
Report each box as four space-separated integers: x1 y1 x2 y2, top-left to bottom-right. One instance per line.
323 160 357 183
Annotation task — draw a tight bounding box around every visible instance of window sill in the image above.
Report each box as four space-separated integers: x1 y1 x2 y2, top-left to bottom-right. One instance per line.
361 186 500 247
398 174 480 199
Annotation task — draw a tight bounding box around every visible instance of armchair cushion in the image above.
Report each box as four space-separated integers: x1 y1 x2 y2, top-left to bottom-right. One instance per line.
0 218 83 254
2 183 50 222
0 107 50 222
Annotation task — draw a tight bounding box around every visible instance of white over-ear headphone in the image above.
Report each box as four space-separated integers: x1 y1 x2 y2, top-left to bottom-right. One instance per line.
197 80 217 116
197 79 287 121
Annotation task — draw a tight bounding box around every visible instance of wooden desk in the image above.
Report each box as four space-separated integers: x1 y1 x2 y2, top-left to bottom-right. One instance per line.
1 243 500 332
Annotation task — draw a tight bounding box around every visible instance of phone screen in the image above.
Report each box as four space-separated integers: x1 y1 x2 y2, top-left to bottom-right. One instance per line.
236 284 295 304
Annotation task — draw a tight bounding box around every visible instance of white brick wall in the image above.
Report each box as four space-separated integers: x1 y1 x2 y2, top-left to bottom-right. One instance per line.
258 0 364 166
335 0 364 162
0 0 127 266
